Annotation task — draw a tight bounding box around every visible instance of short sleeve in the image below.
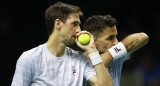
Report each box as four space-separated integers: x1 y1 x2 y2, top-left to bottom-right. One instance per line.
122 53 130 61
11 52 33 86
113 53 130 67
83 54 96 81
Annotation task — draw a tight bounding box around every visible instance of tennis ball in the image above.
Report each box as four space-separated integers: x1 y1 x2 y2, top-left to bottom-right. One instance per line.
78 34 90 45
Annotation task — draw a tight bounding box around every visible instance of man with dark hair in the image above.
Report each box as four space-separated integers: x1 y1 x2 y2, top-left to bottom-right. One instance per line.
11 2 113 86
83 14 149 86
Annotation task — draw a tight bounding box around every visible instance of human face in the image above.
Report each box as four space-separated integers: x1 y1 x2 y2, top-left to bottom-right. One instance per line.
96 26 118 54
60 13 81 46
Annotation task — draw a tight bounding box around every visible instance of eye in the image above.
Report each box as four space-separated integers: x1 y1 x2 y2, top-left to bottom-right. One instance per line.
106 36 114 40
72 22 79 26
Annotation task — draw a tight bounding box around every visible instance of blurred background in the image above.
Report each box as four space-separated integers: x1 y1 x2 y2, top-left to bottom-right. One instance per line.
1 0 160 86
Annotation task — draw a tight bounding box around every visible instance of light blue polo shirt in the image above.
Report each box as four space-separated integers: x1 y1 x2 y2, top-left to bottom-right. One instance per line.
11 43 96 86
107 54 130 86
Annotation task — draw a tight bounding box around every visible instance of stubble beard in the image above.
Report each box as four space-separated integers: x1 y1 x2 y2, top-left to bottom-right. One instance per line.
65 37 76 46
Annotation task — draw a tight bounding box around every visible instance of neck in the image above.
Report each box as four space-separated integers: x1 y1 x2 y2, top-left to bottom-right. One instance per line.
46 33 66 57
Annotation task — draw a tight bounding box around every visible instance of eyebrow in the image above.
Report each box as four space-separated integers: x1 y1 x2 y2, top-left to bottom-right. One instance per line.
107 35 114 38
107 33 118 38
109 33 118 37
72 21 81 24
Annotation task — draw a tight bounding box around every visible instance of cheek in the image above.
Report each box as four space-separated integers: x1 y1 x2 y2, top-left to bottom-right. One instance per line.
97 41 107 51
68 26 77 34
107 41 114 49
65 28 75 37
102 43 109 51
71 29 76 33
99 41 111 50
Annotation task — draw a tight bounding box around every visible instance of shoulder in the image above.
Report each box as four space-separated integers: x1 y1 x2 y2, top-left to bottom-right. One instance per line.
17 44 45 64
65 47 88 61
110 53 130 67
66 47 85 57
115 53 130 62
123 53 130 61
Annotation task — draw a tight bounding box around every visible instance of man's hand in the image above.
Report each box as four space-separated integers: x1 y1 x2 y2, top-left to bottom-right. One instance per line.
76 31 113 86
75 31 97 54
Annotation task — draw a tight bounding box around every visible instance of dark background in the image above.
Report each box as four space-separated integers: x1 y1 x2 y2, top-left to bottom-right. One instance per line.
1 0 160 86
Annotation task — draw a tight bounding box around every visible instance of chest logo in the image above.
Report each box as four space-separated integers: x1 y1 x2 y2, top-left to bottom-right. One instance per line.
73 69 78 75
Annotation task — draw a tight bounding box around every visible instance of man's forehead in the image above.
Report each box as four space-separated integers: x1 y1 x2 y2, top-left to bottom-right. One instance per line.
103 26 118 36
68 13 80 19
66 14 81 23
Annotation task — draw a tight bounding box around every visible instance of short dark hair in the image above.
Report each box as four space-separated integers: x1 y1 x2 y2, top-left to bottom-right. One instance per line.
83 15 117 37
45 2 83 36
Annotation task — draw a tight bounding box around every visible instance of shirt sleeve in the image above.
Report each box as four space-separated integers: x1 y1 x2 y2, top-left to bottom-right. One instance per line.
122 53 130 61
11 52 33 86
83 54 96 81
114 53 130 68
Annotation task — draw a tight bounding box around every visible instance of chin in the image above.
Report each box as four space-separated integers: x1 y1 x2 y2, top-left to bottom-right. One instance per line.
99 50 107 54
70 42 75 45
99 51 103 54
66 38 75 46
67 41 75 46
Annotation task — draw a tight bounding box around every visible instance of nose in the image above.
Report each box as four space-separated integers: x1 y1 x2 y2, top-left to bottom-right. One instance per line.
113 37 118 45
76 26 81 33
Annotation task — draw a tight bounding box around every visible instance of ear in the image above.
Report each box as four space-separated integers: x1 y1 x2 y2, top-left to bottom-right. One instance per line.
94 38 98 48
54 19 63 30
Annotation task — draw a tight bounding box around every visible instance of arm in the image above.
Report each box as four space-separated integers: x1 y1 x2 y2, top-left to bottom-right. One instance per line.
87 63 113 86
101 32 149 67
122 32 149 54
11 53 32 86
76 31 113 86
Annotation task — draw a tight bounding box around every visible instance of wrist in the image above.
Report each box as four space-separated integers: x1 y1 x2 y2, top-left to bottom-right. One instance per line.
86 48 97 54
88 51 102 66
108 42 127 60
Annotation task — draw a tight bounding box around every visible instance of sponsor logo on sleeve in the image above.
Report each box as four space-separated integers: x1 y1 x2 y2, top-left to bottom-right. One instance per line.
114 46 121 53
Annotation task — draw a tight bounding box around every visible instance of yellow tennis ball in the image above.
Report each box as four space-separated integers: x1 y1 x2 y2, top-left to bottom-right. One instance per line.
78 34 90 45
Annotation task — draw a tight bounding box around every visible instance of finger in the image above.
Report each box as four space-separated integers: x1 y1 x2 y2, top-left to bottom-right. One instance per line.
76 31 90 36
